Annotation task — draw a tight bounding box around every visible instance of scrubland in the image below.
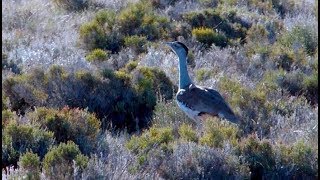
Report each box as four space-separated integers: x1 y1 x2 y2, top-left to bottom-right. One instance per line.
2 0 318 179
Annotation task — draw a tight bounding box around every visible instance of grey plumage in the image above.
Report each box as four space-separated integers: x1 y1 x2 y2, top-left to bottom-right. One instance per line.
166 41 239 124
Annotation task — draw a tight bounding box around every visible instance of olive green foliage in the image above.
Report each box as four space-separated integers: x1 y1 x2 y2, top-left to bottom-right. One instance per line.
85 49 109 62
279 141 318 177
200 118 238 148
2 109 15 127
192 27 228 47
126 127 174 165
279 25 318 55
19 152 41 180
124 35 148 54
2 52 21 74
2 121 54 168
43 141 88 179
52 0 88 11
79 2 170 53
183 9 249 43
238 135 276 178
178 123 198 142
28 107 101 154
3 65 174 132
195 68 213 81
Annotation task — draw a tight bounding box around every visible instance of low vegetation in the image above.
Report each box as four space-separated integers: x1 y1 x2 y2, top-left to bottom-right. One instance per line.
2 0 318 179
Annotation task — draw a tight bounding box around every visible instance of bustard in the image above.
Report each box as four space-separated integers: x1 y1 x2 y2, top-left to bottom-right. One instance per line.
166 41 238 124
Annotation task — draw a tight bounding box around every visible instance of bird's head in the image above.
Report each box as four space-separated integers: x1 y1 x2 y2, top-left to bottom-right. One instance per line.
166 41 188 57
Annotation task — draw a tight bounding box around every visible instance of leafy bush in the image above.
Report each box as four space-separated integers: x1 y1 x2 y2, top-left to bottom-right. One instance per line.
85 49 109 62
3 66 174 132
237 135 276 179
278 141 318 178
192 27 228 47
124 35 148 54
2 121 54 168
195 68 212 81
199 118 238 148
302 72 318 105
79 2 170 54
52 0 88 11
178 124 198 142
184 9 248 42
43 141 89 179
18 151 41 180
279 25 318 55
28 107 101 154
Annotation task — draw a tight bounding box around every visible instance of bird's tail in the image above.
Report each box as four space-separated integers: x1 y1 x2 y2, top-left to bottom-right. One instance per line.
219 111 239 124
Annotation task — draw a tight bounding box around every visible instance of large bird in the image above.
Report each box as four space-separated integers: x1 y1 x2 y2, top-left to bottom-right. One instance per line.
166 41 238 124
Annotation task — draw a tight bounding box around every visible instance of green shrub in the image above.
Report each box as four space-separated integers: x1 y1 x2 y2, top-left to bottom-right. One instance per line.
52 0 88 11
178 124 198 142
238 135 276 179
43 141 88 179
85 49 109 62
199 118 238 148
302 72 318 105
278 141 318 178
19 151 41 180
2 122 54 168
28 107 101 154
126 127 174 154
124 35 148 54
124 60 138 72
279 25 318 55
184 9 248 42
196 68 212 81
79 21 107 51
2 109 15 127
192 27 228 47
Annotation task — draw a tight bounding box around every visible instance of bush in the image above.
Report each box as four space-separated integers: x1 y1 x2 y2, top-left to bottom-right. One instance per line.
192 27 228 47
124 35 148 54
196 68 212 81
178 124 198 142
183 9 248 42
279 25 318 55
279 141 318 178
43 141 89 179
18 152 41 180
3 65 174 133
237 135 276 179
28 107 101 154
302 72 318 105
199 118 238 148
2 121 55 168
85 49 109 62
52 0 88 11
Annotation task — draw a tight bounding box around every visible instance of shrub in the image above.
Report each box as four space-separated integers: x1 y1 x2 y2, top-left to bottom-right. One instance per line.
183 9 248 42
178 124 198 142
18 152 41 180
2 121 55 168
279 25 318 55
52 0 88 11
126 127 174 155
199 118 238 148
28 107 101 154
43 141 89 179
2 109 15 128
85 49 109 62
3 65 174 133
279 141 318 177
302 72 318 105
237 135 276 179
196 68 212 81
192 27 228 47
2 52 21 74
124 35 148 54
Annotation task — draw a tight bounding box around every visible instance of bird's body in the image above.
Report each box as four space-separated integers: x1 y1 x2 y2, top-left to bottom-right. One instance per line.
166 41 238 124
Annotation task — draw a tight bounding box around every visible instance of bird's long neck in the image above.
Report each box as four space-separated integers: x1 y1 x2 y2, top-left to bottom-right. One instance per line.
177 52 192 89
